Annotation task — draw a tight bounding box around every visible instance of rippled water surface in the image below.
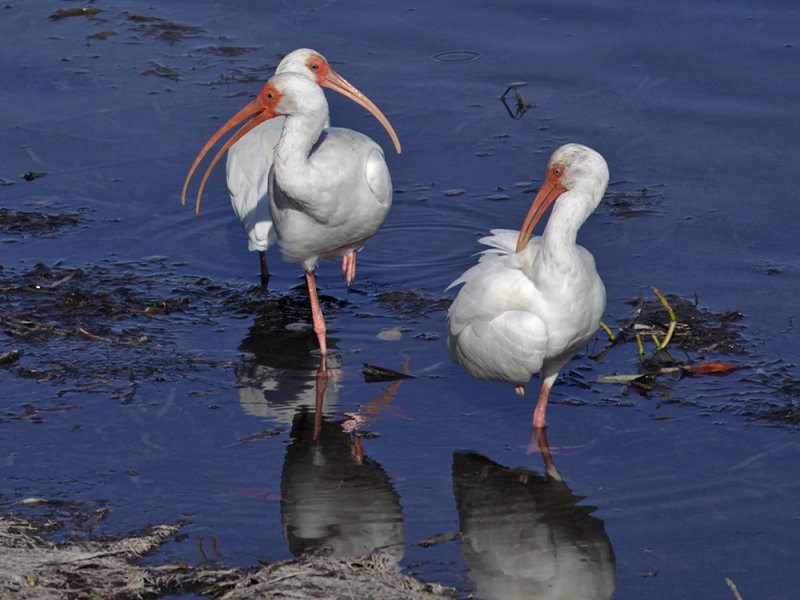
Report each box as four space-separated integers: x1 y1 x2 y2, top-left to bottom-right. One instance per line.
2 1 799 598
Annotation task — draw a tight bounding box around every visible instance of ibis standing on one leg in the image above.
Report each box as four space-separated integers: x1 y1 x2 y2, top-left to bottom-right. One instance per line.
182 48 401 284
182 72 398 370
446 143 609 429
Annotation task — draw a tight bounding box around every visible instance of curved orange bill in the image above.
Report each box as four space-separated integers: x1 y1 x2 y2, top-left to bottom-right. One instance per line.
323 69 402 155
515 177 567 253
181 90 278 214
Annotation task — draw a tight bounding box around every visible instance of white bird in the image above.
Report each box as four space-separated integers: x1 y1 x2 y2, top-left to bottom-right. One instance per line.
182 71 398 367
446 143 608 429
183 48 401 283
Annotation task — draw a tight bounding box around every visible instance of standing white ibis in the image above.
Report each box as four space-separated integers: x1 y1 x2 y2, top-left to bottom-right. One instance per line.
446 144 608 429
182 71 398 367
182 48 401 283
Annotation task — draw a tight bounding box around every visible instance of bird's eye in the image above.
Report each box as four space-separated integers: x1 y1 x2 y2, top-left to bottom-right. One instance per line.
309 62 319 71
552 166 563 177
266 92 274 100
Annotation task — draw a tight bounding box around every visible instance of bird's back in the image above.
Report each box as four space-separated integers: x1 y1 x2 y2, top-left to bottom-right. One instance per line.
446 229 604 385
269 126 392 271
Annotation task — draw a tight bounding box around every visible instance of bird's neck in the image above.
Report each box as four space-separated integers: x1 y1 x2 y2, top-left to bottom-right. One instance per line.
273 110 329 191
538 190 591 274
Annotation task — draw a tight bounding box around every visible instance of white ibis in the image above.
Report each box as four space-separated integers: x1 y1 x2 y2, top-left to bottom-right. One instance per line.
182 71 398 366
182 48 401 283
446 144 608 429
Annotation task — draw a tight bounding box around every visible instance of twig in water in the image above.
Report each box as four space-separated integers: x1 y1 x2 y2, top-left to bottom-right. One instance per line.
725 577 744 600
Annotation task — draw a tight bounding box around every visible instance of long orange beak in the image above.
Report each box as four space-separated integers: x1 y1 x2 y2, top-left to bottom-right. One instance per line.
181 86 279 213
515 176 567 252
321 69 402 155
182 69 401 214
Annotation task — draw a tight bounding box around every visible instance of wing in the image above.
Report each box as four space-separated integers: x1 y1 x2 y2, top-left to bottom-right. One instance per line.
447 265 547 386
226 119 284 252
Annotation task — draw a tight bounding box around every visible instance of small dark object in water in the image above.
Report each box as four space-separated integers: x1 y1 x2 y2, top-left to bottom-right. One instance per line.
361 363 415 383
23 171 47 181
500 83 535 120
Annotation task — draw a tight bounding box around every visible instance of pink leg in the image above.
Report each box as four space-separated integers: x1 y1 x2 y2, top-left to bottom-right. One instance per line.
305 271 329 359
514 385 526 397
532 381 551 429
341 251 357 288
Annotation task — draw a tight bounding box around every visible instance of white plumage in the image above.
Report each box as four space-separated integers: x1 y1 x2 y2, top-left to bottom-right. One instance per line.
182 66 400 368
447 143 609 428
184 48 400 282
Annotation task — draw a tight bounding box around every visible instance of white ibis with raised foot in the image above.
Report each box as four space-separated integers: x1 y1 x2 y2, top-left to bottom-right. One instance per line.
182 71 398 368
446 143 608 429
182 48 401 283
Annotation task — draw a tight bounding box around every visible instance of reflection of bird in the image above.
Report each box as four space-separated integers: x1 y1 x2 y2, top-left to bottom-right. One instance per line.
235 359 341 425
447 144 608 428
235 294 341 423
452 444 616 600
280 408 405 562
183 70 400 365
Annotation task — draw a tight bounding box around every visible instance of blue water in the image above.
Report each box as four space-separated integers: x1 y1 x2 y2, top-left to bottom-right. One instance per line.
2 1 799 598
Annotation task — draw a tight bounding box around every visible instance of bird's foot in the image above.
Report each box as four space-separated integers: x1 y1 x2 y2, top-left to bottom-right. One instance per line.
341 252 357 290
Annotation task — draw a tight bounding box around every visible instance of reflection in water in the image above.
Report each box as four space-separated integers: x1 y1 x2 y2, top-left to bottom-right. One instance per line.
238 294 408 561
280 408 406 562
235 300 341 423
235 358 340 424
452 432 615 600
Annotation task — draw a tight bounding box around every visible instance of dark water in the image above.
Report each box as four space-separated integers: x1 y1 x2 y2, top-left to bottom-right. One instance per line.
2 1 799 598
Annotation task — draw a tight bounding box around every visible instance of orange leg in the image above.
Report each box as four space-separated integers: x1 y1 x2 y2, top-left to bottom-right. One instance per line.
305 270 328 359
532 381 551 429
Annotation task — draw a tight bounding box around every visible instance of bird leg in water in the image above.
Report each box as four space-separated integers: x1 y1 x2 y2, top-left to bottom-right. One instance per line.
305 271 329 360
341 251 357 289
533 381 551 429
530 426 563 479
259 251 270 286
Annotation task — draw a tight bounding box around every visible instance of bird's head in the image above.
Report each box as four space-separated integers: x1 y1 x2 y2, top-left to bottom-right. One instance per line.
516 143 608 252
181 51 400 213
276 49 401 155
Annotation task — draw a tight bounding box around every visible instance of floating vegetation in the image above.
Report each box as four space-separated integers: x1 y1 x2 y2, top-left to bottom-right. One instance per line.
141 61 181 80
123 12 205 45
377 289 451 320
0 261 296 395
0 207 87 238
500 82 535 120
602 180 665 218
596 288 800 427
49 7 103 20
